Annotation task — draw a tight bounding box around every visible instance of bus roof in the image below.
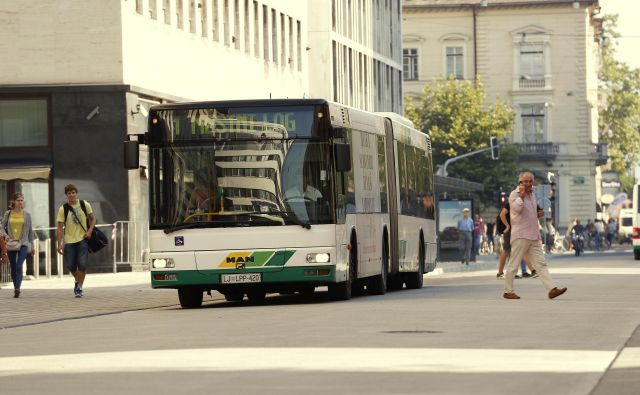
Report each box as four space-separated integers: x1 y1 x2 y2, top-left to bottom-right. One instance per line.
150 99 329 111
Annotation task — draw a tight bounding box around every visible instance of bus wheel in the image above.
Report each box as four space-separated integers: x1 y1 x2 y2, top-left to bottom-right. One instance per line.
368 239 388 295
224 292 244 302
634 250 640 260
178 288 203 308
247 290 266 303
406 240 425 290
329 241 356 301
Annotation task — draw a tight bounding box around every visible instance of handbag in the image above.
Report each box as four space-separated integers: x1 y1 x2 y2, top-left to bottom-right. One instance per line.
6 238 21 251
67 205 108 254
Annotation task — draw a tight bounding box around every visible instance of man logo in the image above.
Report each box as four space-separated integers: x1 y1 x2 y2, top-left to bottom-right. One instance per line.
226 256 255 264
174 236 184 246
236 262 245 270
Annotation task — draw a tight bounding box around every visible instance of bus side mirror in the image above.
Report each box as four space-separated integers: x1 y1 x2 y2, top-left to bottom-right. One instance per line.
334 143 351 172
124 140 140 169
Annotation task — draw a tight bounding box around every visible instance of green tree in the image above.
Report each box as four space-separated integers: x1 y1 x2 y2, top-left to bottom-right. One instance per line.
599 15 640 193
405 77 517 211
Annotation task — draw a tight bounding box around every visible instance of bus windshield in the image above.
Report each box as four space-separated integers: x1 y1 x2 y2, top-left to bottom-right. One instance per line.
149 136 334 230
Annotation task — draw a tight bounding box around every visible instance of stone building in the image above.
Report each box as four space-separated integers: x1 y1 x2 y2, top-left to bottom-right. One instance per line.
402 0 607 229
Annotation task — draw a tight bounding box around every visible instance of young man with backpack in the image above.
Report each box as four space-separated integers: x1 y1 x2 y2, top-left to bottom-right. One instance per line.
56 184 95 298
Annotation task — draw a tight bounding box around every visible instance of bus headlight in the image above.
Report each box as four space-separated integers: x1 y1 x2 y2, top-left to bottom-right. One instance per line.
152 258 175 268
306 253 330 263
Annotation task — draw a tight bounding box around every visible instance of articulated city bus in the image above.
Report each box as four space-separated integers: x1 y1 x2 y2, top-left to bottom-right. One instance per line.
124 99 437 307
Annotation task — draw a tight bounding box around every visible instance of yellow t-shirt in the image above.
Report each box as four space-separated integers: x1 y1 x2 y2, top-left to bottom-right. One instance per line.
9 211 25 241
56 201 93 244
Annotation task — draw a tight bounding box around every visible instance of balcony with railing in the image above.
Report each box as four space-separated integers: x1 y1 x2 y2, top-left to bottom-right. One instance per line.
516 142 561 161
514 75 551 91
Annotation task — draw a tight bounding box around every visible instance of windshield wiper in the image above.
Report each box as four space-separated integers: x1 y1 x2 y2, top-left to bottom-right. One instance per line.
241 211 311 229
163 222 213 234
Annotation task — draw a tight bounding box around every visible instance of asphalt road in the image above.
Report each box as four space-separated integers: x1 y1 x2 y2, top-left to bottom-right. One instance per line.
0 248 639 394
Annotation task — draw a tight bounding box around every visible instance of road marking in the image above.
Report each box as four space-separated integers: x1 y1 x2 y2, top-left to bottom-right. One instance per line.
0 348 616 376
611 347 640 369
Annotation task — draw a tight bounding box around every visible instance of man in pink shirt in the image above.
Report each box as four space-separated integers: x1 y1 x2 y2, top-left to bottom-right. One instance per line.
503 172 567 300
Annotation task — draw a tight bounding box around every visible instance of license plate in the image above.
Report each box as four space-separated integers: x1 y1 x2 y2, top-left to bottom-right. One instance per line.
220 273 262 284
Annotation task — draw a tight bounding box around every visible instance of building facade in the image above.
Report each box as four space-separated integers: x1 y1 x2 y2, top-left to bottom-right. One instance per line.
0 0 402 271
402 0 606 229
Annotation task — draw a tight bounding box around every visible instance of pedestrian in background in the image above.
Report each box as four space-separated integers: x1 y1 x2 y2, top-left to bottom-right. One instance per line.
473 214 484 257
485 218 495 254
56 184 95 298
2 193 35 298
503 172 567 300
457 208 474 265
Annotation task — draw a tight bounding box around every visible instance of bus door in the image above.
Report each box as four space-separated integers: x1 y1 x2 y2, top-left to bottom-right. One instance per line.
383 119 400 273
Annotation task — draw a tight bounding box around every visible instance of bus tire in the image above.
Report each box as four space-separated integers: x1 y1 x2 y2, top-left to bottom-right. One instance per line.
329 237 357 301
634 250 640 260
178 288 203 308
368 237 388 295
406 238 425 289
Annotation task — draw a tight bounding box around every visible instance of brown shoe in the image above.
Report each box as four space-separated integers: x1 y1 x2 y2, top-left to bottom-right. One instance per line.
548 287 567 299
503 292 520 299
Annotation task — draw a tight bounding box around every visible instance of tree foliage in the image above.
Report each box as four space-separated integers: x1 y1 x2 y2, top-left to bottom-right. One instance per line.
405 77 517 211
599 15 640 192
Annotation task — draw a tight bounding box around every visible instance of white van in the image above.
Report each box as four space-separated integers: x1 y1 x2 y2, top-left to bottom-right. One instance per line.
619 208 634 244
632 185 640 259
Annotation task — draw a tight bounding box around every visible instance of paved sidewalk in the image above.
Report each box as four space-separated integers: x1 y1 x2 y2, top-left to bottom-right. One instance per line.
0 272 184 329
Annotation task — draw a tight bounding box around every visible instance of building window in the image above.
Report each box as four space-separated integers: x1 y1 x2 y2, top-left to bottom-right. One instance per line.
519 43 545 88
446 46 463 80
0 99 48 147
176 0 184 29
234 0 240 49
521 104 546 143
297 20 302 71
403 48 418 80
212 0 219 41
271 8 277 63
263 5 269 60
163 0 171 24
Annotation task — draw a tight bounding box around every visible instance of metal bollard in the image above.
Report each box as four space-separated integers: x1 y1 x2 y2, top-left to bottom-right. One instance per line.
33 240 40 279
45 239 52 278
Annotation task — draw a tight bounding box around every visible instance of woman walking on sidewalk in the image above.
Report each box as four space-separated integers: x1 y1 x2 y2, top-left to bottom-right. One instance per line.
2 193 35 298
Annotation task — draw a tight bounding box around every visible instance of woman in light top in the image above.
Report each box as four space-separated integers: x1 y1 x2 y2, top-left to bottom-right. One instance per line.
2 193 35 298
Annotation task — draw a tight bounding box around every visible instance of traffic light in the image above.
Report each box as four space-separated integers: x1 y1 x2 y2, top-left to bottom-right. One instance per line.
490 136 499 160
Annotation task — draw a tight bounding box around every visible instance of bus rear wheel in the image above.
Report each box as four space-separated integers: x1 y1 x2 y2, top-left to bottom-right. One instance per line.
368 239 388 295
406 240 425 290
178 288 203 308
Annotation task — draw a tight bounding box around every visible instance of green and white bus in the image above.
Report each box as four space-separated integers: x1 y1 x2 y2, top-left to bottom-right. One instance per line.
124 99 437 307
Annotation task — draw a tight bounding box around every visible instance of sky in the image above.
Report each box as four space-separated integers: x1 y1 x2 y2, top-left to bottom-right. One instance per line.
600 0 640 69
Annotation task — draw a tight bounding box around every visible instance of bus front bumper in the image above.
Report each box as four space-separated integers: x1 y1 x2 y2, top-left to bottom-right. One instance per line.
151 265 335 290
